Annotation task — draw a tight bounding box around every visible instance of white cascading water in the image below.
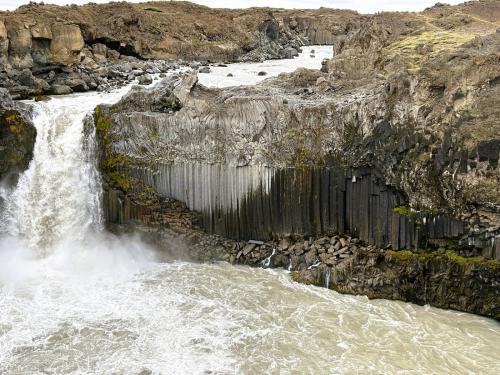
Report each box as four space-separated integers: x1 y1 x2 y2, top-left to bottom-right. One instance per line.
0 86 134 254
0 48 499 375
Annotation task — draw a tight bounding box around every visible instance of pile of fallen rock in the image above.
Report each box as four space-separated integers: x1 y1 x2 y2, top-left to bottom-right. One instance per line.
230 234 365 270
0 53 181 99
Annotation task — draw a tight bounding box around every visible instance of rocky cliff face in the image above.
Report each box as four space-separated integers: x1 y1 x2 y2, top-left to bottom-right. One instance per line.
2 0 499 315
93 18 500 257
0 2 361 98
0 1 358 70
0 88 35 184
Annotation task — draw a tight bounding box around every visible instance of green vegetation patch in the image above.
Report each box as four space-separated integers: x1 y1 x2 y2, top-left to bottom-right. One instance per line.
384 31 475 71
392 205 414 219
387 248 500 269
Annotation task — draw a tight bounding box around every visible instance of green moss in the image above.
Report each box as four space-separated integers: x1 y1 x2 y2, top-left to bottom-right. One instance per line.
108 171 132 191
291 271 301 282
4 112 25 136
387 248 500 269
386 249 435 263
287 127 323 168
392 205 414 219
384 31 475 71
94 105 134 191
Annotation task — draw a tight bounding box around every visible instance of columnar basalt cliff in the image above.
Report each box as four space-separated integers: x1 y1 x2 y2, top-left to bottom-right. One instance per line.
93 50 499 258
83 1 500 316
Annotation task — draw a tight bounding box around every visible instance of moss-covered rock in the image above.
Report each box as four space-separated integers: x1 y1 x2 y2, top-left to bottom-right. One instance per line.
292 247 500 320
0 98 36 181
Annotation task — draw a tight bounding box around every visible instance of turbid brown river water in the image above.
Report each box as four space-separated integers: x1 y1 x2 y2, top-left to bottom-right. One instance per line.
0 47 499 375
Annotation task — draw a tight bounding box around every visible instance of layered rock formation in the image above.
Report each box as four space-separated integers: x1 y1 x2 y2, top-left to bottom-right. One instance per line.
94 47 499 258
0 1 360 98
0 2 359 67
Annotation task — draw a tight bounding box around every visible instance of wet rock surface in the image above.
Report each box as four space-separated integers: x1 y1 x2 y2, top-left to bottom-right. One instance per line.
0 88 35 182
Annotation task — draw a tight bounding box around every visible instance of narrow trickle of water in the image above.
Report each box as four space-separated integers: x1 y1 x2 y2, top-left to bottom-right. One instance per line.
262 248 276 268
324 267 331 288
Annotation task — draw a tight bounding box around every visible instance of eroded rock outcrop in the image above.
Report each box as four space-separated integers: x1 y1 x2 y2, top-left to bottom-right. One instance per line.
0 1 352 68
0 88 35 183
0 1 357 98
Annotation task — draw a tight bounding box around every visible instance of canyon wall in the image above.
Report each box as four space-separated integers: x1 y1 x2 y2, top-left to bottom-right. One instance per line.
92 39 499 258
0 1 361 71
89 1 500 258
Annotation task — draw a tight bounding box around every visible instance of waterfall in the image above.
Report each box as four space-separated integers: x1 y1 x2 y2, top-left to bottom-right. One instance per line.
0 85 140 255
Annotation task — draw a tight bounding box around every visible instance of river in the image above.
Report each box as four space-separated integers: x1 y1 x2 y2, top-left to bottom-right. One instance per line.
0 47 499 375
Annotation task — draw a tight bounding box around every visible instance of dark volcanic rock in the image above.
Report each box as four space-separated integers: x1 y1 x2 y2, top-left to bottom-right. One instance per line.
293 248 500 320
0 88 35 182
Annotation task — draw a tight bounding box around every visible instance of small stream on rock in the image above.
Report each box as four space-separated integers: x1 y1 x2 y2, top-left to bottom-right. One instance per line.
0 47 499 375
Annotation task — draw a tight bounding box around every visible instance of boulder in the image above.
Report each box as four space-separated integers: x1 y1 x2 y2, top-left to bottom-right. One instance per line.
51 84 72 95
198 66 211 73
257 71 267 76
17 69 37 87
93 54 107 64
138 74 153 85
242 243 256 255
13 69 50 95
284 47 299 59
107 49 120 60
92 43 108 57
65 78 88 92
5 20 33 69
49 24 84 65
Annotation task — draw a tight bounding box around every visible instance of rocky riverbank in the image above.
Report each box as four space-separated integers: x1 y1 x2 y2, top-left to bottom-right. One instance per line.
102 184 500 320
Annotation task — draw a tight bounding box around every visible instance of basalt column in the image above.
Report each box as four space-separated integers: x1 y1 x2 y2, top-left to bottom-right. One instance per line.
127 162 470 252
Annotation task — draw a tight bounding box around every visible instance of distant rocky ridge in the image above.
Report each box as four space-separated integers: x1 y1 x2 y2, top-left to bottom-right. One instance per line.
0 1 361 98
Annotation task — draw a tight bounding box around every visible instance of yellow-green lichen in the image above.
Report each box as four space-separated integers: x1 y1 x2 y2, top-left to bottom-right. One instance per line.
4 112 25 136
108 171 132 191
387 248 500 269
93 105 134 192
392 205 414 219
384 31 475 71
